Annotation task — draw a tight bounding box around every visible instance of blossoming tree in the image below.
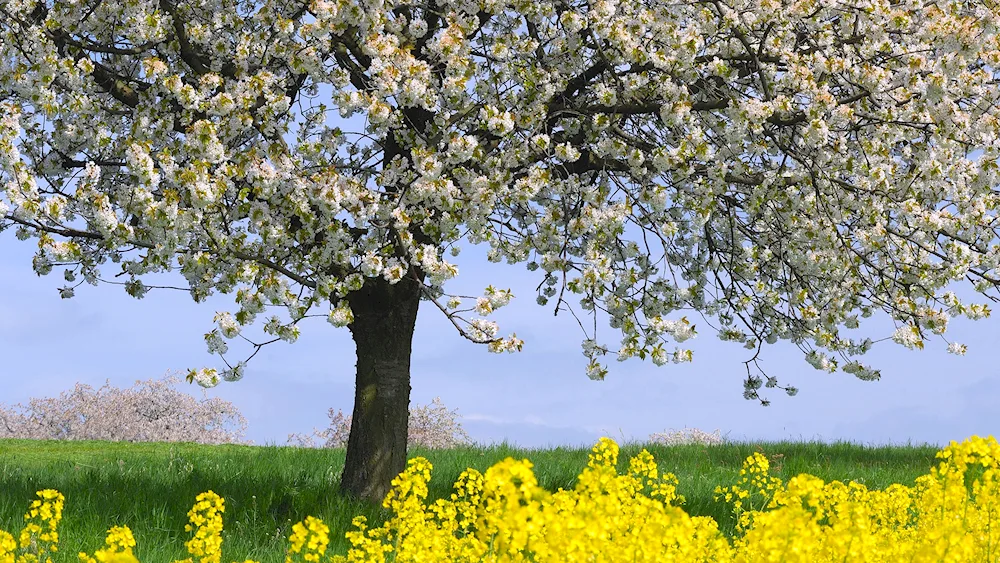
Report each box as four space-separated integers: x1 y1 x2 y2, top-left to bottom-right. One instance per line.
2 0 999 500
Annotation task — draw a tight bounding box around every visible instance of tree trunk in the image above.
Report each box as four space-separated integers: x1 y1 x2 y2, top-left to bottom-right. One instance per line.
340 275 421 502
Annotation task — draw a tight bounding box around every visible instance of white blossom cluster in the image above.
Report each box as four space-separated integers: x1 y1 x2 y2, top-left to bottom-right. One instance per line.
287 397 471 449
0 373 248 444
2 0 1000 400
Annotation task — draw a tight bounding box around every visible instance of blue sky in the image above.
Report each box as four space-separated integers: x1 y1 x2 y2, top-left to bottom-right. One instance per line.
1 231 998 449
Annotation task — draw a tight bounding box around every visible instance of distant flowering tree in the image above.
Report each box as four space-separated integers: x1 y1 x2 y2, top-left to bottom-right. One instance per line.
2 0 1000 500
288 397 471 449
648 427 724 446
0 373 248 444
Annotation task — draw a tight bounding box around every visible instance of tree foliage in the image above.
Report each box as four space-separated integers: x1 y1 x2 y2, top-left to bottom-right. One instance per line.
0 373 248 444
3 0 1000 498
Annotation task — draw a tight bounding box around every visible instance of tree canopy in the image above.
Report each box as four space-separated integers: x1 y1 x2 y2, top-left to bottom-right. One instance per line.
2 0 1000 498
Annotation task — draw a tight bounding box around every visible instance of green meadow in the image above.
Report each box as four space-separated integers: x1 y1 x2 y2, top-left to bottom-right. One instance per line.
0 438 944 563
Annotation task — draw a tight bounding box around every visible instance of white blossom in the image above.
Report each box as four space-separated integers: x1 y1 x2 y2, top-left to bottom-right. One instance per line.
214 311 241 338
204 329 228 355
0 0 996 409
221 362 246 382
891 325 925 350
327 304 354 327
0 373 247 444
190 368 221 388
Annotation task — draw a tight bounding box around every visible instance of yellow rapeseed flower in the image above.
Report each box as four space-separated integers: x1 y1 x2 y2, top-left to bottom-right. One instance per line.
286 516 330 563
17 490 63 563
11 435 1000 562
180 492 224 563
0 530 16 563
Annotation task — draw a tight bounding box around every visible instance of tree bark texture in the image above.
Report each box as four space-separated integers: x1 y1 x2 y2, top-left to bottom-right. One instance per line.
340 275 421 502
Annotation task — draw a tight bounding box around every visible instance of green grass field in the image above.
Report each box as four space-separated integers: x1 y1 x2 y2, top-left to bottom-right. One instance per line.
0 438 944 563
